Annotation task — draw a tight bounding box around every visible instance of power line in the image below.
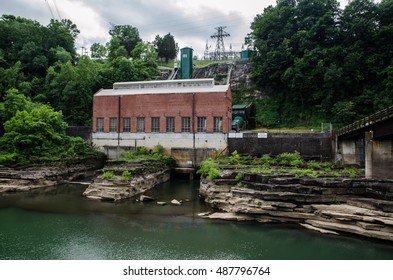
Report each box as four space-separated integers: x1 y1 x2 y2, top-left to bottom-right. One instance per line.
44 0 55 20
52 0 62 20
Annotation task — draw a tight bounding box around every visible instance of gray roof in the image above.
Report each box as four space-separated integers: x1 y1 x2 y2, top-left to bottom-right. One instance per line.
94 78 230 97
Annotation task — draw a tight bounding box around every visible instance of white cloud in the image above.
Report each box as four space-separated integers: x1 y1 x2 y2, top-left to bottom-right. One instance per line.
1 0 357 57
55 0 110 48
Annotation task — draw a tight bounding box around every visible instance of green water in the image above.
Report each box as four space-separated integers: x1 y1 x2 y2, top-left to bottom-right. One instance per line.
0 179 393 260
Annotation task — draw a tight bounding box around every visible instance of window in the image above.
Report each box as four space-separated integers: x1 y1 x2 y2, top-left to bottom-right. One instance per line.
213 117 223 132
166 117 175 133
109 117 117 132
181 117 190 133
151 117 160 133
96 118 104 132
197 117 206 133
123 118 131 132
137 117 145 132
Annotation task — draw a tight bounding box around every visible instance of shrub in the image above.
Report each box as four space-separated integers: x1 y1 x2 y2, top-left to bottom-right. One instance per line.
137 146 148 155
208 168 220 180
198 158 220 180
252 154 272 166
152 143 165 155
197 158 217 176
0 153 18 166
229 150 241 165
341 168 360 178
67 137 89 156
121 170 132 181
275 151 304 167
101 170 114 179
235 172 243 182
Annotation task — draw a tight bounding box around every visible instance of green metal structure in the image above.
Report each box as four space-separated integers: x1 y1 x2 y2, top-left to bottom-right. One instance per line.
232 103 256 132
180 47 193 79
240 50 252 61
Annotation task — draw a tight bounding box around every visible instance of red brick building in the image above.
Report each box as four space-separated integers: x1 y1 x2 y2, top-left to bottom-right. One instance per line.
92 78 232 160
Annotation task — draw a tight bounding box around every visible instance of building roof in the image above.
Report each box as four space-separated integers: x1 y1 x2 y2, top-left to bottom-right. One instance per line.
94 78 230 97
232 104 252 110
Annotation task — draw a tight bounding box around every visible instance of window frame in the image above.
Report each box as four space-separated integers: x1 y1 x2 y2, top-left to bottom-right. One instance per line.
137 117 145 132
123 117 131 133
166 117 175 133
181 117 191 133
96 117 104 132
197 117 206 133
213 116 223 133
109 117 117 133
151 117 160 133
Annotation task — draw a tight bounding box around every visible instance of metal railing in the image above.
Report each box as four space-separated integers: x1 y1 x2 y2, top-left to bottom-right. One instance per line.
337 105 393 136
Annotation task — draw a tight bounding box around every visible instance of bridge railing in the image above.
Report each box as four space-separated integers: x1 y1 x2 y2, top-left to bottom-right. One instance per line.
337 105 393 136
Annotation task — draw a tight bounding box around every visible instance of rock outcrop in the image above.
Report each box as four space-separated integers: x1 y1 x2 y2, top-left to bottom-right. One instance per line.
200 170 393 242
83 162 171 202
0 157 105 194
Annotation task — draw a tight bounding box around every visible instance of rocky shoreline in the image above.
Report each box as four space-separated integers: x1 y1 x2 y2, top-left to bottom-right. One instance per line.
199 170 393 242
83 161 171 202
0 157 105 194
83 169 171 202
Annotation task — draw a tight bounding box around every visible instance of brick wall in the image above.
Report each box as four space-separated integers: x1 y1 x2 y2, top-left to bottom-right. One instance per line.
92 91 232 134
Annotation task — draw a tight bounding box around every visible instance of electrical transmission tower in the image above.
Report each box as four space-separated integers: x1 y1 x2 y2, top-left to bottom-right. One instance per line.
204 40 210 60
210 26 230 60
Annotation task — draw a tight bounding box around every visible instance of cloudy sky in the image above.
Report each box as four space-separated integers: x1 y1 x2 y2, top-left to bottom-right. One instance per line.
2 0 351 58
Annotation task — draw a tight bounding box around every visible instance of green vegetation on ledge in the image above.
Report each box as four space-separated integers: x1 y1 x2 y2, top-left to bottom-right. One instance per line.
98 144 174 181
198 151 362 180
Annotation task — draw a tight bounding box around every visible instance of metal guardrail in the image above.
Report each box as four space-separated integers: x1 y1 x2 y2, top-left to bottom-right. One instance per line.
337 105 393 136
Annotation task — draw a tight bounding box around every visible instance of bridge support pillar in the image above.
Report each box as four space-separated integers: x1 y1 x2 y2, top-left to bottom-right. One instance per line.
365 131 373 179
340 139 363 166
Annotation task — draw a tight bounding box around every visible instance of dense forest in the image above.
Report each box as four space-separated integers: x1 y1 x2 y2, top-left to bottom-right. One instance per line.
248 0 393 127
0 15 177 128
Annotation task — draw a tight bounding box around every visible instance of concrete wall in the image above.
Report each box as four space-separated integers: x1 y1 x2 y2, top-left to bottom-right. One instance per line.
369 139 393 180
338 131 393 179
228 132 332 161
339 138 365 166
93 132 227 162
65 126 92 142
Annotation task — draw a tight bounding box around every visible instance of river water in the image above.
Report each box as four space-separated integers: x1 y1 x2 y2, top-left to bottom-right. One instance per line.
0 179 393 260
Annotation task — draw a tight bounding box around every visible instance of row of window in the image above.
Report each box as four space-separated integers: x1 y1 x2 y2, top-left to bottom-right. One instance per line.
96 117 223 133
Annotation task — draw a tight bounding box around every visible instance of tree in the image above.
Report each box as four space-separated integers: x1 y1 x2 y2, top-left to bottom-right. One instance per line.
0 88 33 122
0 15 80 104
90 43 107 60
107 25 141 59
46 19 79 61
0 90 96 165
248 0 391 126
153 33 178 63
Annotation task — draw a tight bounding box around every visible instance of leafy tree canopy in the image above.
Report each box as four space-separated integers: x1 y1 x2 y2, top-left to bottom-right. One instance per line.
248 0 393 127
153 33 178 63
0 89 98 165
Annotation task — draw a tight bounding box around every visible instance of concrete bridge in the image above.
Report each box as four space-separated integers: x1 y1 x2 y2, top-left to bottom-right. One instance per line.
336 105 393 179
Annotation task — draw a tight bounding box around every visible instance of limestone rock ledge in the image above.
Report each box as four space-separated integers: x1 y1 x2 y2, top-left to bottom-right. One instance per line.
0 158 105 194
83 169 170 202
200 172 393 242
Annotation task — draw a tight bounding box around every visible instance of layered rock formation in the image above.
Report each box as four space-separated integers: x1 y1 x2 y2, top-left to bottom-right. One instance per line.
200 170 393 242
0 157 105 194
83 162 171 202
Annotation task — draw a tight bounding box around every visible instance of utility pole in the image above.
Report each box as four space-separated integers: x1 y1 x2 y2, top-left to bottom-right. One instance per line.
210 26 230 60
